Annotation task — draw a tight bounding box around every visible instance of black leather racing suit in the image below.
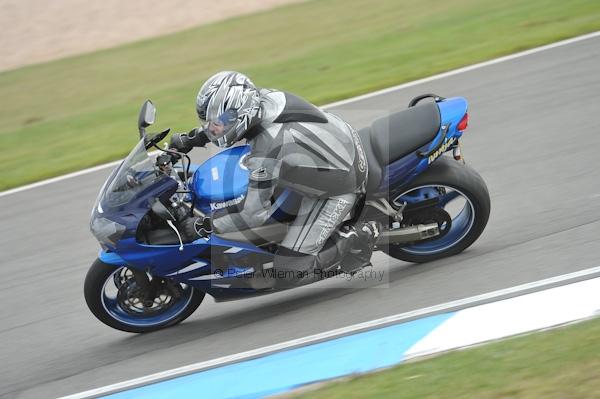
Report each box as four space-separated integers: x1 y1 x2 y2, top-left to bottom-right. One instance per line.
171 89 368 285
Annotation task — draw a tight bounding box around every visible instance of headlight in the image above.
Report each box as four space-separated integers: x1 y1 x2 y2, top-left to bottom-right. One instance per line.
90 216 126 248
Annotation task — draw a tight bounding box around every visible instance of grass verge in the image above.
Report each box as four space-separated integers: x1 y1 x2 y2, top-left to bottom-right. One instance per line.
290 317 600 399
1 0 599 190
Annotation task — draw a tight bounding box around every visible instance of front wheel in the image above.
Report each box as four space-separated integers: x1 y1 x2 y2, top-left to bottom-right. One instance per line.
382 156 491 263
84 259 204 333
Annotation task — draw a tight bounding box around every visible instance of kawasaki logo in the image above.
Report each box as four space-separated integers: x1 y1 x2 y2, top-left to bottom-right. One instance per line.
210 194 245 211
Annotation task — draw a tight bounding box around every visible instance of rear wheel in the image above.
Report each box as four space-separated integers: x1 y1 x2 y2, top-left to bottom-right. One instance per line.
382 156 490 263
84 259 204 333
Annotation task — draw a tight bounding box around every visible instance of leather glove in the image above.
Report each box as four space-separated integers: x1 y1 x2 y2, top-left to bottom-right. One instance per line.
169 128 209 153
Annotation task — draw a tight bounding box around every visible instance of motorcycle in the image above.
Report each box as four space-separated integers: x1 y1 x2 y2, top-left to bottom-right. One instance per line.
85 94 490 333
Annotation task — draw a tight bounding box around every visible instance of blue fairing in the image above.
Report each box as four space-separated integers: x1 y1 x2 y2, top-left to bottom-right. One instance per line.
98 250 127 266
192 145 251 214
115 237 212 276
438 97 468 127
92 141 298 299
111 231 270 274
378 97 468 192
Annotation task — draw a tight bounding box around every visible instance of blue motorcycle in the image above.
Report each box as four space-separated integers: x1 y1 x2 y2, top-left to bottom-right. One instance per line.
86 94 490 333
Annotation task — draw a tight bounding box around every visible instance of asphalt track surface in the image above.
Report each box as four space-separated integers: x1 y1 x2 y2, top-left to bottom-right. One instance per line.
1 36 599 398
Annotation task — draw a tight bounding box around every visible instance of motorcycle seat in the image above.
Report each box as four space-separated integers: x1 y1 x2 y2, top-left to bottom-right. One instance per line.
369 102 441 165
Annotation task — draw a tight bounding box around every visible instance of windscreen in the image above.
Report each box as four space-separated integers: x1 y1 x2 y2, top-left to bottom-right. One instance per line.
99 139 162 209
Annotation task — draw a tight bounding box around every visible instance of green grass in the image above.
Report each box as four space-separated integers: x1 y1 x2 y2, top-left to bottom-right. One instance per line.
1 0 599 190
291 317 600 399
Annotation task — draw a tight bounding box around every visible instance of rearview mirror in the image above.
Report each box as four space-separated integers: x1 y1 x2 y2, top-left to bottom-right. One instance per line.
138 100 156 138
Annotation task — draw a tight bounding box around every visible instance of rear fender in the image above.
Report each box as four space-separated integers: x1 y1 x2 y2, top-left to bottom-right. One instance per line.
420 97 468 165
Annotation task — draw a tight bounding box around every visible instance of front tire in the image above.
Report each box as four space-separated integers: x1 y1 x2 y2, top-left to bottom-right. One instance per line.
84 259 204 333
382 156 490 263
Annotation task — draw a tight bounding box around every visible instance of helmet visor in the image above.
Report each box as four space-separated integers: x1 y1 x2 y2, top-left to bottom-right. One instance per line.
203 109 239 143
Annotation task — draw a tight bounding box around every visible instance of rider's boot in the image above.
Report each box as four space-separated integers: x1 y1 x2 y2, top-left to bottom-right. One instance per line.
338 221 381 274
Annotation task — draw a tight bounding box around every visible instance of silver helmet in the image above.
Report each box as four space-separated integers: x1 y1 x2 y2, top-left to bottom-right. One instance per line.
196 71 260 147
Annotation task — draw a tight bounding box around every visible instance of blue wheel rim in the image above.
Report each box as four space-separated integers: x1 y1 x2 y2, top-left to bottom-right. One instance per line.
393 185 475 255
101 268 194 327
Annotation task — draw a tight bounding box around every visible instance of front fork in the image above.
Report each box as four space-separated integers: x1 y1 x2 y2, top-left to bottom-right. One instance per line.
130 269 159 307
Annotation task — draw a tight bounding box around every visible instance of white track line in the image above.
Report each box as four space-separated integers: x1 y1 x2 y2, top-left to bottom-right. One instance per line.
0 160 123 197
2 30 599 199
59 265 600 399
324 30 600 109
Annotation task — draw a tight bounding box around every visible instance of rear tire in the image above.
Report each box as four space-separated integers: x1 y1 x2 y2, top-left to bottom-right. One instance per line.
382 156 490 263
84 259 204 333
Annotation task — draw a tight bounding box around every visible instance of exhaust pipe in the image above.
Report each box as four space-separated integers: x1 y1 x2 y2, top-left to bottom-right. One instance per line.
376 223 440 245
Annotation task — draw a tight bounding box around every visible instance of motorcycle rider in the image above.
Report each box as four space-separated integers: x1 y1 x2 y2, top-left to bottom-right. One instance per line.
169 71 379 287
